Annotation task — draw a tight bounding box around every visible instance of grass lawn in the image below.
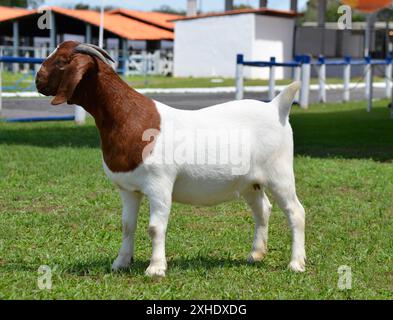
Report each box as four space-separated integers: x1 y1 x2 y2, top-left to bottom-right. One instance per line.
0 100 393 299
0 71 385 90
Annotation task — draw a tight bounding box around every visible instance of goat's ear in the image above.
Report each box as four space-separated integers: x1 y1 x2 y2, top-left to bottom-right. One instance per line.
51 54 94 105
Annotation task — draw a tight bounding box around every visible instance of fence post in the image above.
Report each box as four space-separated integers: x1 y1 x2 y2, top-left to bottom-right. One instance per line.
74 105 86 125
235 54 244 100
385 56 392 99
300 55 311 109
268 57 276 101
293 56 301 103
34 47 41 73
122 39 128 76
318 56 326 103
365 56 373 112
343 56 351 102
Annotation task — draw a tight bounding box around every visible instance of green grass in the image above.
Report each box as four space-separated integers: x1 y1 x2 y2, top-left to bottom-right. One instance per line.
1 71 385 90
0 100 393 299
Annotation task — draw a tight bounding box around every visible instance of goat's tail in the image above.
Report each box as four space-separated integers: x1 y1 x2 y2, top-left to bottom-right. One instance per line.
272 81 301 121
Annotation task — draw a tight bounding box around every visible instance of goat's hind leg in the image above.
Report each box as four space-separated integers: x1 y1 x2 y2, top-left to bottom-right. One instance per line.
267 168 306 272
244 188 272 263
112 190 142 271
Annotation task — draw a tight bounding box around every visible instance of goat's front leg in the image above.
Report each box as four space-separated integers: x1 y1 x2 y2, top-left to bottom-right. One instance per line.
145 192 172 277
112 190 142 271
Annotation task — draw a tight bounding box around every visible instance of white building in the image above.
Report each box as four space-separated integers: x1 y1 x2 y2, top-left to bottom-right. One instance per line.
173 9 298 80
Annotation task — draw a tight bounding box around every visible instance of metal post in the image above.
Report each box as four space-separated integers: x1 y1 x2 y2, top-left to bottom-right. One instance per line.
235 54 244 100
343 56 351 102
293 57 301 103
99 0 104 48
318 56 326 103
50 11 56 51
290 0 298 12
13 21 19 73
85 23 92 44
259 0 268 8
365 56 373 112
122 38 128 76
300 55 311 109
268 57 276 101
225 0 233 11
385 56 392 99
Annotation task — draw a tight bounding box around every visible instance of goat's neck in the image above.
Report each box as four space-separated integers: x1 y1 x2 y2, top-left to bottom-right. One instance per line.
74 67 161 172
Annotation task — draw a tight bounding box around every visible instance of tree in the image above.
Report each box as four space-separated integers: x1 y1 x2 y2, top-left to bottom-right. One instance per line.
0 0 42 8
75 3 89 10
28 0 43 8
153 5 186 16
302 0 366 23
0 0 27 7
233 4 253 10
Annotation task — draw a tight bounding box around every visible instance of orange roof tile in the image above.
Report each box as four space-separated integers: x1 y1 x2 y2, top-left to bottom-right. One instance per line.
172 8 298 22
51 7 174 40
0 6 34 22
109 9 182 30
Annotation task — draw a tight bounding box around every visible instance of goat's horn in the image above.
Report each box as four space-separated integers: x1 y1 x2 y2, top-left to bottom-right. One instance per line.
74 44 115 64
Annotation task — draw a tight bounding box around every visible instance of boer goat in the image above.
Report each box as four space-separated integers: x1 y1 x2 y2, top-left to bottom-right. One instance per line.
36 41 306 277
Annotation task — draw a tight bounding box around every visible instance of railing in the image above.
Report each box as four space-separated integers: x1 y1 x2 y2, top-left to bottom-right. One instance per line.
0 46 174 76
235 54 393 117
0 54 86 124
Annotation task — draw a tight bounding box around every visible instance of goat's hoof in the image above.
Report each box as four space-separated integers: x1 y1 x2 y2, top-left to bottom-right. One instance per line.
288 260 306 272
111 256 133 271
145 265 166 278
247 251 266 263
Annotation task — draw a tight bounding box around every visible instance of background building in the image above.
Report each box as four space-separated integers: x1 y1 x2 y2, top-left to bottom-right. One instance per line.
173 8 297 79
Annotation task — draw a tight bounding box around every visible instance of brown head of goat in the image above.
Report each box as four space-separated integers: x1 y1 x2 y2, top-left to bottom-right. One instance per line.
36 41 160 173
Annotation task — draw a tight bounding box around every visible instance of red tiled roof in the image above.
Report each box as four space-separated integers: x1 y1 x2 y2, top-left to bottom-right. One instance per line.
109 9 182 30
0 6 174 41
51 7 174 40
0 6 34 22
172 8 298 22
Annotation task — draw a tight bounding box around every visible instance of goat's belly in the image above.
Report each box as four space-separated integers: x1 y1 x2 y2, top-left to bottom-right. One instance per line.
172 175 245 206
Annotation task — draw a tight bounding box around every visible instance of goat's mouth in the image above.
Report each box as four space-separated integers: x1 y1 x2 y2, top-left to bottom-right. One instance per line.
36 84 51 96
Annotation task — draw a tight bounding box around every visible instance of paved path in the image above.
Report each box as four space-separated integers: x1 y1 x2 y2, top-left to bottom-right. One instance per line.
0 87 388 119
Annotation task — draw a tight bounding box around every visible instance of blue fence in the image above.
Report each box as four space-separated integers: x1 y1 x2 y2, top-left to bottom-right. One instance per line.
235 54 393 115
0 56 85 124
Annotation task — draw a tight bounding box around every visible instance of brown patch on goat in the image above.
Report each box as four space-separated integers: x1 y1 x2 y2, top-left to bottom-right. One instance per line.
36 41 161 173
253 184 261 191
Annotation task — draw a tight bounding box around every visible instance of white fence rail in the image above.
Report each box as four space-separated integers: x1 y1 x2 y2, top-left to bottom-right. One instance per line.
0 46 174 76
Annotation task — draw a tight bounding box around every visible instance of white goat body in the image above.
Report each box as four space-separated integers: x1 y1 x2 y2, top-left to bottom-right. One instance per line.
106 82 306 277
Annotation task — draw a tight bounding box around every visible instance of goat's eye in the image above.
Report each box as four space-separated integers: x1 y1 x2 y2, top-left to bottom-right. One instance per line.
56 60 66 69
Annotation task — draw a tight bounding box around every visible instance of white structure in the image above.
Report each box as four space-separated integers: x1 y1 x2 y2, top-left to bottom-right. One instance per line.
174 9 297 79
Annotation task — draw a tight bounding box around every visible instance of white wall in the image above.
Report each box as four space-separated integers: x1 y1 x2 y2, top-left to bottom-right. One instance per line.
174 14 296 79
252 15 295 79
174 14 254 78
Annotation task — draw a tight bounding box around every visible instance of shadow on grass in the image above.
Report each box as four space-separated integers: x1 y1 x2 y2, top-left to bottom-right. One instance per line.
1 256 270 276
0 123 100 149
1 103 392 161
61 256 267 276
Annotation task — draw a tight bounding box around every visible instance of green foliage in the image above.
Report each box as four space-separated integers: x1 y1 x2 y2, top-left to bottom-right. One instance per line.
0 0 42 8
0 100 392 299
153 5 186 16
0 0 27 7
302 0 366 22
